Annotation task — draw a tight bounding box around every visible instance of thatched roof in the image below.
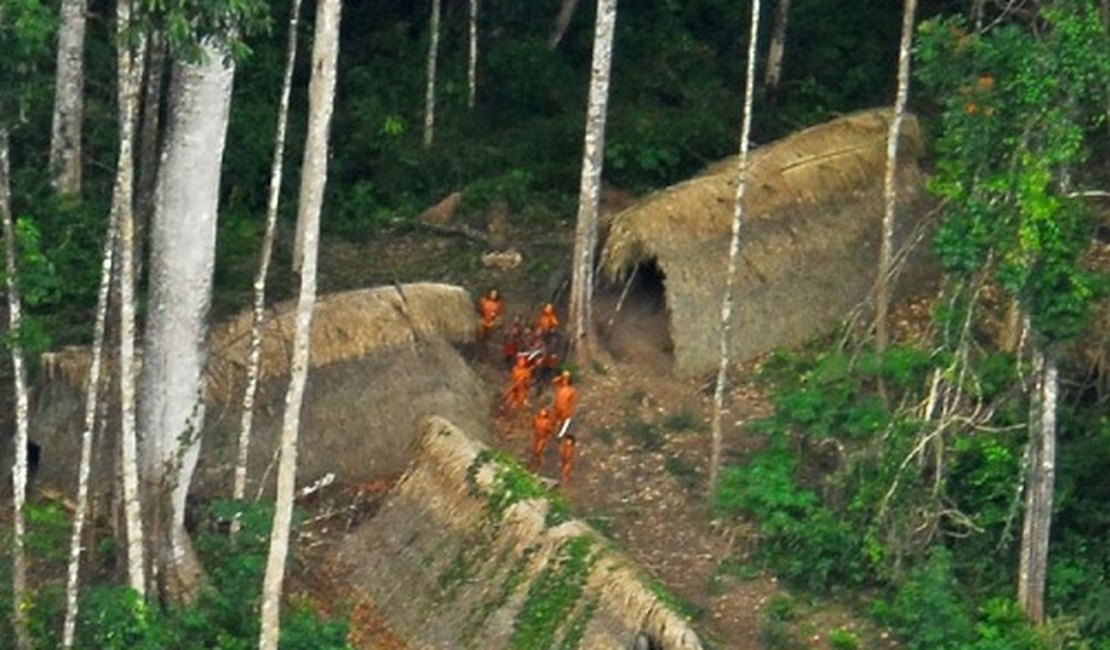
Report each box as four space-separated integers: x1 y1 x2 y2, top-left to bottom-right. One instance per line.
30 284 490 496
599 108 936 375
337 416 704 650
603 108 925 279
206 282 475 403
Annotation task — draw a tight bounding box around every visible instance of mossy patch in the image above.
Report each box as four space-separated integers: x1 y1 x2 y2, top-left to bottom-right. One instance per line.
511 536 597 650
467 448 572 526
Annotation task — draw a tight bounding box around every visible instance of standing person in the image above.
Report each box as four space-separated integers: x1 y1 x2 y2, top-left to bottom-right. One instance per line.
552 370 578 430
476 288 504 357
502 354 532 415
535 302 560 338
530 407 556 471
558 434 577 485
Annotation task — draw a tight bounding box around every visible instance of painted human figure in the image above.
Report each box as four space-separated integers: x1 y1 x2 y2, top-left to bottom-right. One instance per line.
531 407 556 471
559 434 577 485
476 288 504 355
552 370 577 429
502 354 532 414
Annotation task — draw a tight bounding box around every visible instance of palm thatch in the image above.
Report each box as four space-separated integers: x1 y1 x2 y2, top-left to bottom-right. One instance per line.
337 416 704 650
29 283 489 497
601 108 937 375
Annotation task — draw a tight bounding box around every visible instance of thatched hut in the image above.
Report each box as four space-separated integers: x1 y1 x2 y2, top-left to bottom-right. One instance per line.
27 283 489 497
338 416 704 650
601 108 937 376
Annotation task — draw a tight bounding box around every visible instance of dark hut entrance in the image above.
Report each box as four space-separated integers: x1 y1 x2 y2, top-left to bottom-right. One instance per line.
598 259 675 372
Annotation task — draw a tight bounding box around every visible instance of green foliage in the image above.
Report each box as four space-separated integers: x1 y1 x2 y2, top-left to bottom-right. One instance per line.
467 449 572 526
917 5 1110 344
828 628 860 650
715 433 867 591
137 0 271 62
0 0 53 122
879 547 975 650
511 536 595 650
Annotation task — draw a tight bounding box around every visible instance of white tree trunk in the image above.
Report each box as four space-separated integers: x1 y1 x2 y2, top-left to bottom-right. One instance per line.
876 0 917 353
2 127 32 650
568 0 617 364
112 0 148 601
61 179 116 650
423 0 441 148
763 0 790 105
1018 347 1057 625
233 0 305 536
549 0 581 49
140 40 235 601
708 0 761 498
468 0 478 109
135 31 167 276
258 0 341 646
50 0 88 198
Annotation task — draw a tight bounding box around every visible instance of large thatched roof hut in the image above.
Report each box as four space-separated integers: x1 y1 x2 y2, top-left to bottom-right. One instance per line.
27 283 489 497
338 416 704 650
601 109 937 375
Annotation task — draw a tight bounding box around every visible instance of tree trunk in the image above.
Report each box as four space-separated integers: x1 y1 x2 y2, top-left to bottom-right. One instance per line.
568 0 617 365
234 0 305 532
708 0 761 499
467 0 478 109
423 0 441 148
112 0 148 600
258 0 341 646
549 0 581 49
61 160 119 648
1018 346 1057 625
140 40 235 602
763 0 790 107
50 0 88 198
2 127 32 650
135 31 167 278
876 0 917 354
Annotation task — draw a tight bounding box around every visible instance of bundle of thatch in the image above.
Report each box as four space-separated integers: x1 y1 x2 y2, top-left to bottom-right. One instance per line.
338 416 703 650
29 283 489 497
601 108 937 375
205 282 475 404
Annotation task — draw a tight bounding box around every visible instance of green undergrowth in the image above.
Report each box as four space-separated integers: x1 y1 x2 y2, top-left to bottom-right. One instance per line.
511 536 596 650
467 448 572 527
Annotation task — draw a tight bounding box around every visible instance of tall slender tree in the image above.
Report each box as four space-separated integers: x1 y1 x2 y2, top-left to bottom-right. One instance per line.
62 157 117 650
2 126 32 650
875 0 918 354
549 0 581 49
259 0 341 646
763 0 790 107
233 0 306 534
423 0 442 148
567 0 617 364
140 38 235 599
112 0 148 600
708 0 761 498
467 0 478 109
49 0 88 198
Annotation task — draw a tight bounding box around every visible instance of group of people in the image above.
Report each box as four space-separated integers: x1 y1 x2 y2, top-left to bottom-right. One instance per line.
475 289 579 485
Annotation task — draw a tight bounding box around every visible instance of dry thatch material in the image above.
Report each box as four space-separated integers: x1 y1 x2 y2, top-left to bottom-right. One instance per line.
29 284 490 497
337 416 703 650
601 108 935 375
206 282 475 404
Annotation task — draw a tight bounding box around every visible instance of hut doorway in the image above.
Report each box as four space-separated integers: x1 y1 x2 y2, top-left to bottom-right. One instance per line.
597 260 674 372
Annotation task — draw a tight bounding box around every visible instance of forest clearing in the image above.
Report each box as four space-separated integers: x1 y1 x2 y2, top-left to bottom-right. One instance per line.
3 1 1110 649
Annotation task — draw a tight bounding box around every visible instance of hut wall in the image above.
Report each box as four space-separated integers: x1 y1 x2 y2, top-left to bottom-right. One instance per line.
22 284 489 498
666 165 934 375
337 416 704 650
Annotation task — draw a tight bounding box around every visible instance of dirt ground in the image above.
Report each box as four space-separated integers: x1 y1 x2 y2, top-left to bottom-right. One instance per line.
286 215 908 649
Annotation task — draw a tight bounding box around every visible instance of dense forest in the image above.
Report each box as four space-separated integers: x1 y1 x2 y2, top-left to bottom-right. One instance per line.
2 0 1109 648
